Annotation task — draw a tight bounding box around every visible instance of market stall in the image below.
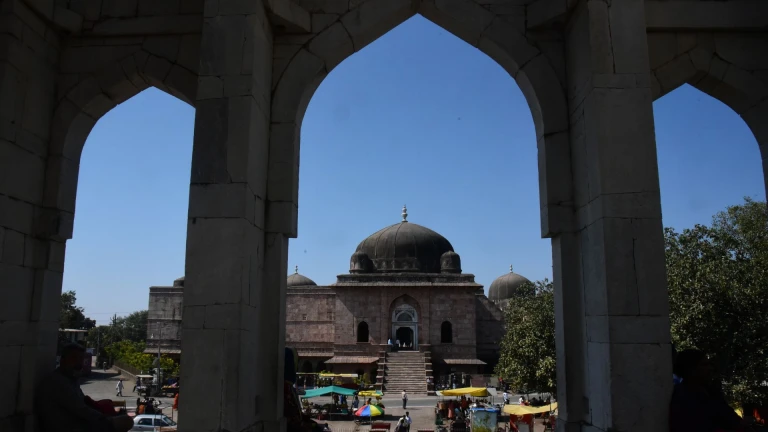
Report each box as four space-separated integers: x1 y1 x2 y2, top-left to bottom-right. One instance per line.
503 402 558 432
469 406 500 432
301 385 358 420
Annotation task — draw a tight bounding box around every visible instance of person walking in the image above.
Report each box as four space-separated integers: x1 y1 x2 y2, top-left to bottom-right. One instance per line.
115 379 124 397
401 389 408 409
395 416 406 432
404 411 412 431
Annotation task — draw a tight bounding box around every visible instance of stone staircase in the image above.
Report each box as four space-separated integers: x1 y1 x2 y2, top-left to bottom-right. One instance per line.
377 350 430 395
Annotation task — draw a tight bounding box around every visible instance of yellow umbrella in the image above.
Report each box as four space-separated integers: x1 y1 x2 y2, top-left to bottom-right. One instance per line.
503 403 558 416
440 387 490 397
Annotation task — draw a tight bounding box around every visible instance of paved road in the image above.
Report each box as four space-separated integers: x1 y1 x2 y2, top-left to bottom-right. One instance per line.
80 369 175 413
81 370 550 430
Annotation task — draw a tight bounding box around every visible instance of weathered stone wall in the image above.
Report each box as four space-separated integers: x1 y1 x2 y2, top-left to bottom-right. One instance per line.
332 287 392 346
287 284 482 359
427 287 478 349
286 289 335 343
475 294 504 364
146 286 183 349
1 1 64 430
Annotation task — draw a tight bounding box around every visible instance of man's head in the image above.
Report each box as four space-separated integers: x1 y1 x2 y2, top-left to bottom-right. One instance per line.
406 412 409 416
674 348 714 384
59 343 85 374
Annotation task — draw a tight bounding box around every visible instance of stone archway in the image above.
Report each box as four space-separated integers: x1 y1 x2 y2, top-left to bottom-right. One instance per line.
392 304 418 350
270 0 571 240
389 294 422 348
8 0 767 431
45 43 198 238
648 32 768 195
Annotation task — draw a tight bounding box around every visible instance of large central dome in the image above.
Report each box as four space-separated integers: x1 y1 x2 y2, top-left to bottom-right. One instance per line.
349 206 460 274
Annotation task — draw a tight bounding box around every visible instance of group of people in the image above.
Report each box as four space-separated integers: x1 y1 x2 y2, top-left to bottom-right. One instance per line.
387 338 413 351
502 393 552 407
395 412 412 431
436 395 472 421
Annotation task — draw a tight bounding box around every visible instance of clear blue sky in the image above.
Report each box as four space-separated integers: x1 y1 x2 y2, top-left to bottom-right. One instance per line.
63 16 765 324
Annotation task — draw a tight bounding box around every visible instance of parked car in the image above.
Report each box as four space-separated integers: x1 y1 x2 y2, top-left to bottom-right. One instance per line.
130 414 177 431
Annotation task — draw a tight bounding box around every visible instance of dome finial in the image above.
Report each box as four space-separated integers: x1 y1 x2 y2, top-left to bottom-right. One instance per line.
401 204 408 223
509 264 513 273
295 265 298 274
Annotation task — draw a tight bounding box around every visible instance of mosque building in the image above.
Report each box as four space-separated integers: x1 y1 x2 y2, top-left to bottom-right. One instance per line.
144 206 532 393
285 206 532 392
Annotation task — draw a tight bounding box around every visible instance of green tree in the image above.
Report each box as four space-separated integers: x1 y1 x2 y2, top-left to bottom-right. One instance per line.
103 339 179 377
87 311 148 356
665 197 768 405
118 310 149 343
495 279 556 395
60 291 96 330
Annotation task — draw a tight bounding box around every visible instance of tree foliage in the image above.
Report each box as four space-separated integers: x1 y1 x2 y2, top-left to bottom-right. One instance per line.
87 311 148 359
666 197 768 405
105 340 180 377
495 279 556 395
60 291 96 330
494 198 768 404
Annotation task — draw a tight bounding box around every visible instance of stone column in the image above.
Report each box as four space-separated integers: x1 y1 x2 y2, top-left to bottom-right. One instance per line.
179 0 282 430
0 1 63 431
559 1 673 431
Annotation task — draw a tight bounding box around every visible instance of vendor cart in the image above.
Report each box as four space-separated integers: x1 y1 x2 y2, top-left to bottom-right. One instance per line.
469 406 500 432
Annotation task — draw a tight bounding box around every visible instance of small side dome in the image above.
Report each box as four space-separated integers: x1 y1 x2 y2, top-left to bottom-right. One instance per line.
287 266 317 288
440 251 461 274
350 251 373 273
173 276 185 287
488 265 531 302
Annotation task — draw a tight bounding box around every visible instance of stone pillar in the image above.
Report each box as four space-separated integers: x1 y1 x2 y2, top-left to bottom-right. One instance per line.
179 0 282 431
559 1 673 431
0 1 63 431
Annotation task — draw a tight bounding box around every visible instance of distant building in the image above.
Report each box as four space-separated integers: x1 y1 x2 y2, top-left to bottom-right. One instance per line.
143 207 532 393
59 328 89 345
285 207 530 393
487 265 531 309
144 277 183 360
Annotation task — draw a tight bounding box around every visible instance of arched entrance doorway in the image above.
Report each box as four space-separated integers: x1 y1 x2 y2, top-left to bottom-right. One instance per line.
392 305 418 350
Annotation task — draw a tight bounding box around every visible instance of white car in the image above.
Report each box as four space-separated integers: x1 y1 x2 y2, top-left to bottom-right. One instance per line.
130 414 177 431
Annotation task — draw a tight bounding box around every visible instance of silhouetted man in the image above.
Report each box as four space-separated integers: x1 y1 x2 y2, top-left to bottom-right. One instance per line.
36 343 134 432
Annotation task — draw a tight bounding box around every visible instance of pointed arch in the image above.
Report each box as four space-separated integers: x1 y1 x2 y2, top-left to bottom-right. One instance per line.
44 39 198 239
269 0 571 238
649 34 768 196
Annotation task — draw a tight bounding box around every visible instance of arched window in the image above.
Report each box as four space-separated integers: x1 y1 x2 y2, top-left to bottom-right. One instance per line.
357 321 369 343
441 321 453 344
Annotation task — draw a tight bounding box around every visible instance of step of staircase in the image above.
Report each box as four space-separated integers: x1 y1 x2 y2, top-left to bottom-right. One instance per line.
380 351 429 394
